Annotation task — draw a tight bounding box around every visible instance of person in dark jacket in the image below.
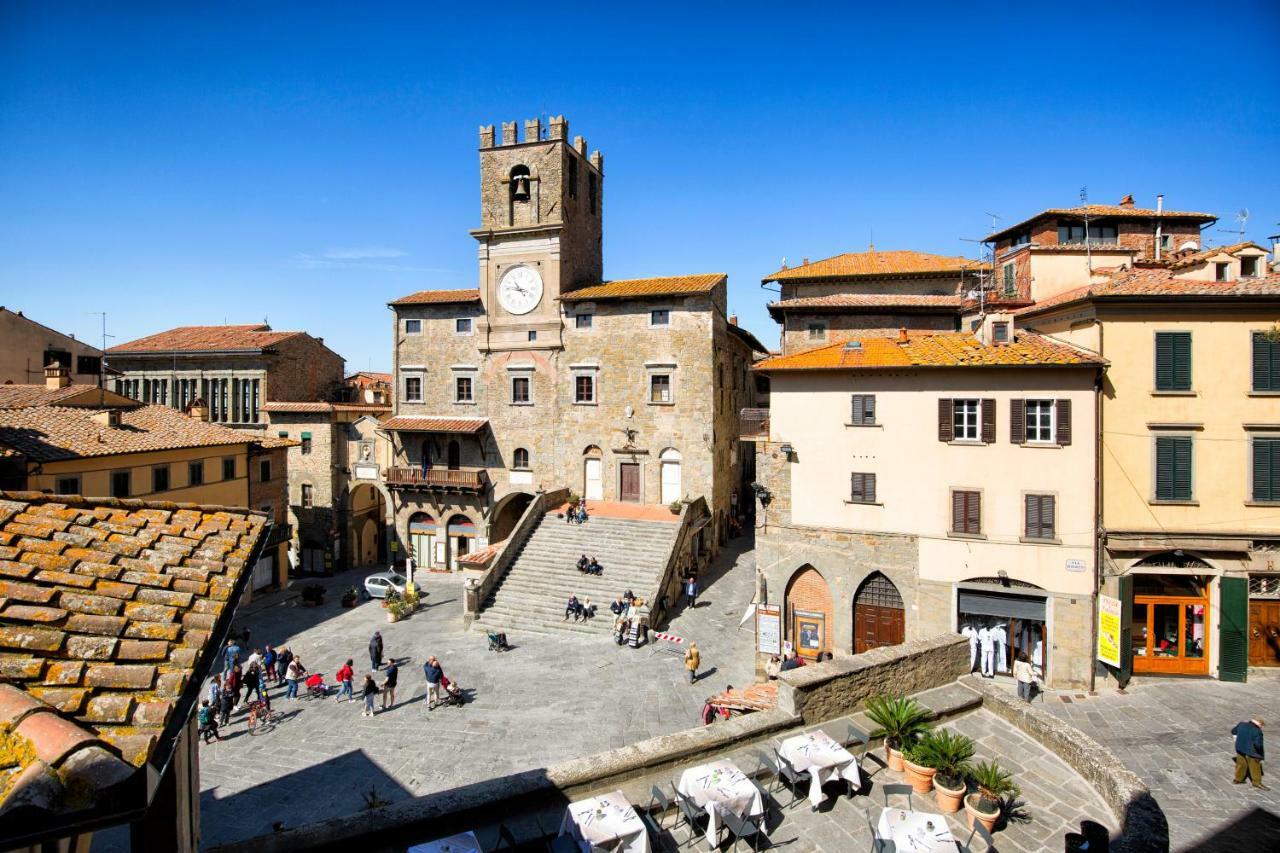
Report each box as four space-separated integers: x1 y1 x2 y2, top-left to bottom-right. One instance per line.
423 657 443 710
361 674 379 717
217 687 235 727
1232 717 1268 789
275 648 293 687
381 661 399 710
369 632 384 671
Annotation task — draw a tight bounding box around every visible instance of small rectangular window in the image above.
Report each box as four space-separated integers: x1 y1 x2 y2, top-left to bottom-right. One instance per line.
188 461 204 486
567 154 578 198
259 459 271 482
455 376 473 403
1159 234 1172 251
301 435 312 455
1154 435 1193 501
850 394 876 425
403 375 423 402
849 472 877 504
405 319 422 335
1253 437 1280 502
1024 494 1056 539
808 323 826 340
152 465 170 493
992 322 1010 344
1216 262 1231 282
1154 331 1192 391
455 318 472 335
1241 257 1259 278
43 349 71 369
953 399 980 441
1024 400 1055 443
576 313 593 329
951 490 981 535
588 172 598 214
222 457 236 480
1002 264 1016 296
110 471 131 498
277 430 288 438
511 376 530 404
55 476 80 495
1252 332 1280 392
527 330 537 342
650 374 672 404
650 309 670 327
301 483 313 508
575 375 595 404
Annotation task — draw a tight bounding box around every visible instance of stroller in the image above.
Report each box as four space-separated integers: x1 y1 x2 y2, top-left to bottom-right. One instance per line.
487 631 512 653
437 674 467 707
304 672 328 699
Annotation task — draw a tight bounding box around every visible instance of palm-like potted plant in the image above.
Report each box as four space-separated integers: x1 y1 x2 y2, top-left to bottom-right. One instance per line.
964 759 1018 832
865 695 931 772
911 729 975 811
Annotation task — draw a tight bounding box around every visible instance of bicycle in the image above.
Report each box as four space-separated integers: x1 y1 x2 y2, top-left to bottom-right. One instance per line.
246 699 281 734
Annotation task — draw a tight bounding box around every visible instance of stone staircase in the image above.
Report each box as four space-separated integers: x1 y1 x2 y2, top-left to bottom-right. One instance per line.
472 511 681 637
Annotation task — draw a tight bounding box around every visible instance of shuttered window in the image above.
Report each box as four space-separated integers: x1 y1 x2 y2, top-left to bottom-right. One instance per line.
1056 399 1072 445
1154 331 1192 391
938 399 954 441
1012 399 1072 445
1024 494 1056 539
1252 332 1280 392
851 394 876 425
981 398 995 443
951 490 981 535
849 472 877 504
1253 438 1280 502
1154 436 1193 501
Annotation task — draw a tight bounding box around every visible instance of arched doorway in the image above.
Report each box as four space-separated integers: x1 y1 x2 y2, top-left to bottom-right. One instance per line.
784 565 832 660
583 446 603 500
446 514 476 570
659 448 682 505
1130 553 1213 676
490 492 533 544
349 484 387 568
852 572 905 654
408 512 437 570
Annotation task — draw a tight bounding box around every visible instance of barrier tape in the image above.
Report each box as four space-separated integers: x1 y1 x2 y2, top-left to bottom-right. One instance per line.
653 632 684 644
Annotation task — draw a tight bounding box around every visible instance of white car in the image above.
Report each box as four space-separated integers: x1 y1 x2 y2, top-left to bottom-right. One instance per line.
363 571 410 599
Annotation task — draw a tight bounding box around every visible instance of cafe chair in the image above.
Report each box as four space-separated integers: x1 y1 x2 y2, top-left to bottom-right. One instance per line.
648 784 673 828
749 749 778 782
864 808 896 853
720 809 765 852
640 809 676 853
670 785 711 848
881 783 914 810
773 750 812 810
845 722 871 749
957 819 996 852
490 823 519 851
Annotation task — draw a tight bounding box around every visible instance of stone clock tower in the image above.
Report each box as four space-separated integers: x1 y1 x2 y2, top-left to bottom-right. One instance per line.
470 115 603 352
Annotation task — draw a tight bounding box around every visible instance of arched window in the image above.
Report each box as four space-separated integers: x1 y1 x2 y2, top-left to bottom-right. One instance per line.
510 165 531 202
513 447 530 469
660 448 682 506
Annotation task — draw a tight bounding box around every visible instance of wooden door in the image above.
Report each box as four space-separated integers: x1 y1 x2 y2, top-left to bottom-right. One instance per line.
584 458 603 500
1132 596 1209 675
854 604 904 653
1250 601 1280 666
619 463 641 502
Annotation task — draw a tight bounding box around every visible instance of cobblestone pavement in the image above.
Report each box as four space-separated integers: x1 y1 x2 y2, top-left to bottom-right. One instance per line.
760 710 1115 853
195 536 760 849
1037 671 1280 853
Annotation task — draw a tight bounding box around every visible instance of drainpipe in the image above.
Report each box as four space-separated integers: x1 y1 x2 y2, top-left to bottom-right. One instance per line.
1154 194 1164 260
1090 362 1103 693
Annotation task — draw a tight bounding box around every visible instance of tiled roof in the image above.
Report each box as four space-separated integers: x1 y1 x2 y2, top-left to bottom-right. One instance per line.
756 331 1104 371
388 289 481 306
767 294 963 320
0 385 133 410
0 492 266 829
345 371 393 384
253 436 301 450
380 416 488 433
0 405 251 463
559 273 726 301
1016 269 1280 318
108 325 300 354
986 203 1216 242
764 251 987 282
1167 241 1268 271
260 402 391 413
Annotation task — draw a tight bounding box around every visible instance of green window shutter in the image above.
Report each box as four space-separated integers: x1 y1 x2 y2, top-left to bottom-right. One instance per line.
1254 332 1280 392
301 431 312 439
1156 436 1192 501
1155 437 1175 500
1219 576 1249 683
1155 332 1191 390
1173 436 1193 500
1254 438 1279 502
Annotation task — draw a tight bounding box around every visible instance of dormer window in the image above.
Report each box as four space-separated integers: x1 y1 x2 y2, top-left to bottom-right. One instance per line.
1216 262 1231 282
992 322 1010 344
510 165 531 202
1241 257 1259 278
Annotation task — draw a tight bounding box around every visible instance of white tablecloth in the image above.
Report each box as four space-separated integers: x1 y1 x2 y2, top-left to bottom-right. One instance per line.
675 759 765 848
559 790 650 853
777 730 861 807
876 808 956 852
408 830 482 853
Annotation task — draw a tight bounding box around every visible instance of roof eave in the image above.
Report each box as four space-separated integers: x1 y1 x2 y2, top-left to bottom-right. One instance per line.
1019 292 1280 320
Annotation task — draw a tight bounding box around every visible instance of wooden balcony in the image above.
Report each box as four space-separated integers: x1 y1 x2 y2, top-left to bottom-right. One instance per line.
384 467 488 492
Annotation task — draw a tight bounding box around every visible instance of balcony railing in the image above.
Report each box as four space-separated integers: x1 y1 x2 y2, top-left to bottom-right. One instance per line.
384 467 488 491
739 407 770 439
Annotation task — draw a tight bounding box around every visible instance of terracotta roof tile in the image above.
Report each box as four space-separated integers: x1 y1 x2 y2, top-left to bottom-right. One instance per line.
260 401 390 413
559 273 726 301
387 288 481 306
986 203 1216 241
764 251 987 282
0 404 250 462
380 415 489 433
1167 241 1268 271
0 385 133 410
756 331 1104 372
1016 269 1280 318
108 324 300 354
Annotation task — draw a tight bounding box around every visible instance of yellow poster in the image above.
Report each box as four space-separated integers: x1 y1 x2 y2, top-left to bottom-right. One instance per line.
1097 594 1121 668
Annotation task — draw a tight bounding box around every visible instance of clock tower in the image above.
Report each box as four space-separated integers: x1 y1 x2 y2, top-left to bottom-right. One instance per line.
470 115 603 352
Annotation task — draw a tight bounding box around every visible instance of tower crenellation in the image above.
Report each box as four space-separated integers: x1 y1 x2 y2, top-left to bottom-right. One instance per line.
478 124 495 149
548 115 567 140
501 121 518 145
524 117 541 142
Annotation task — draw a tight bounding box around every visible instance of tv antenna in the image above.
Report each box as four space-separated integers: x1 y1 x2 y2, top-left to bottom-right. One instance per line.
86 311 114 390
1216 208 1250 243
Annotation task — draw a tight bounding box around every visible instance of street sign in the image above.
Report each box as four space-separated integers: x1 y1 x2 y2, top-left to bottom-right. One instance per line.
1097 594 1121 668
1065 559 1086 573
756 604 781 655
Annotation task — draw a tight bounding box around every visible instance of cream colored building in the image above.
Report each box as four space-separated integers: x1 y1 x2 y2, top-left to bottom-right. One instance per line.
752 321 1103 688
0 306 107 385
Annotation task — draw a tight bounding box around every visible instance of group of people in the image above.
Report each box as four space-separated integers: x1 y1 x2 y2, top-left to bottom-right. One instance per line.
199 632 283 742
575 554 603 575
564 595 597 621
564 499 590 524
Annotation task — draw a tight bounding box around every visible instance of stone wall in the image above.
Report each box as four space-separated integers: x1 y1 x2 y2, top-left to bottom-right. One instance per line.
270 413 338 550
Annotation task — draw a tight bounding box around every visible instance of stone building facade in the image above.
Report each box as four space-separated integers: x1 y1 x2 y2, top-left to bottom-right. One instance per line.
383 116 765 571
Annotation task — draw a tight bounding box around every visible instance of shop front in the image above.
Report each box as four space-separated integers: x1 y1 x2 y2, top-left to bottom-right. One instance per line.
956 579 1048 682
1129 571 1210 676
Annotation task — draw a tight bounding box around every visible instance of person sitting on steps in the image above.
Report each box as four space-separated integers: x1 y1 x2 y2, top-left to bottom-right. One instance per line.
610 596 626 616
586 556 603 576
576 554 589 573
564 595 583 621
580 598 597 620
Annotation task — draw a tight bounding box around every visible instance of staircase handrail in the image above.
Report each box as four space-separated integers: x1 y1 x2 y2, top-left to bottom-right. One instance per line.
464 486 570 626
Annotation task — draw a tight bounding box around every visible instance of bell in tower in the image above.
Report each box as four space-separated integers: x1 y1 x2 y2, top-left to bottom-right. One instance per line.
509 165 531 202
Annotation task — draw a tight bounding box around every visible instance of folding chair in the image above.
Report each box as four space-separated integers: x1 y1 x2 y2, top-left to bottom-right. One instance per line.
845 722 870 749
670 785 710 848
648 784 672 829
773 749 812 810
958 820 996 852
864 808 892 853
881 783 914 810
720 809 765 853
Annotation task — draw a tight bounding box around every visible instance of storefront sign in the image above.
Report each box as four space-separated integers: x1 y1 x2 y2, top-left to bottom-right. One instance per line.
1097 594 1122 668
1065 559 1086 573
756 604 781 655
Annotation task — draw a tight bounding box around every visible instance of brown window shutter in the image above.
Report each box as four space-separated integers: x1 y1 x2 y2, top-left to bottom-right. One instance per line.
1042 494 1056 538
850 472 862 501
951 490 965 532
981 399 995 444
938 399 954 442
1025 494 1039 537
967 491 981 534
1056 399 1072 446
1010 399 1026 444
865 473 876 504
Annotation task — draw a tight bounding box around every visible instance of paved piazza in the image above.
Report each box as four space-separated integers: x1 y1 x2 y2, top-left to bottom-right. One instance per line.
1040 671 1280 853
197 537 760 848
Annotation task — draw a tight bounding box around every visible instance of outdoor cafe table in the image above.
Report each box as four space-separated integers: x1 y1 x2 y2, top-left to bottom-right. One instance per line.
558 789 650 853
776 729 861 808
675 758 765 848
876 807 956 852
407 830 482 853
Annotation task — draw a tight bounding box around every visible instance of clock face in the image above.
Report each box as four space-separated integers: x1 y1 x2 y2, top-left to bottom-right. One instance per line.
497 265 544 315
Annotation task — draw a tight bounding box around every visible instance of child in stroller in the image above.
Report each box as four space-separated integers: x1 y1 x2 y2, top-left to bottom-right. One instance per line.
304 672 328 698
437 673 466 707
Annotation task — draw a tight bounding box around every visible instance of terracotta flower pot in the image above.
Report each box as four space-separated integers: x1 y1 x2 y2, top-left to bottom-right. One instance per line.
903 758 936 794
885 745 905 772
933 777 966 813
964 793 999 833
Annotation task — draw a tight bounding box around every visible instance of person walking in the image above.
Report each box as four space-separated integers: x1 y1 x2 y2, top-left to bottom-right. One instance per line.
263 645 278 681
244 647 262 672
369 632 384 671
336 659 355 702
208 673 222 708
285 657 303 700
684 574 698 609
198 699 220 743
684 642 701 684
243 663 263 707
361 674 379 717
423 656 443 710
217 685 235 727
381 660 399 710
223 637 242 675
276 647 293 687
1012 651 1035 702
226 664 243 708
1232 717 1268 790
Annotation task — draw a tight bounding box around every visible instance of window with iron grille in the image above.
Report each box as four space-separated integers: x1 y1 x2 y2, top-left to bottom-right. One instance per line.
1249 575 1280 598
1024 494 1056 540
857 572 903 608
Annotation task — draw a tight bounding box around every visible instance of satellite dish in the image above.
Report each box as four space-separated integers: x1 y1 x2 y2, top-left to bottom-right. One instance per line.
1178 240 1199 253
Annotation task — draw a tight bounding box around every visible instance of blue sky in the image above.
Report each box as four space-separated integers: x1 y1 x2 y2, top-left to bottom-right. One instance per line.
2 1 1277 372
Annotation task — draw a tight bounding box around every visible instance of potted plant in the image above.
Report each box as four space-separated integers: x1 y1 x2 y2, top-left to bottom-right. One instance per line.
340 586 358 608
668 499 683 515
914 729 975 812
865 695 931 772
900 741 937 794
964 760 1018 832
385 598 406 623
301 584 325 607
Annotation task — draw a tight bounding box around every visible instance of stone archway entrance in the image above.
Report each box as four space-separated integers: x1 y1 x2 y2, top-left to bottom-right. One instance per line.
490 492 534 544
784 565 832 660
852 572 905 654
349 483 388 568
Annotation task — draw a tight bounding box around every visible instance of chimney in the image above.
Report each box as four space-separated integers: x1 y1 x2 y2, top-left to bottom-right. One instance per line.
90 409 120 428
897 327 909 344
801 257 809 266
44 363 70 390
187 397 209 422
729 315 738 326
1155 194 1165 260
1270 234 1280 264
501 121 518 146
1119 194 1135 208
478 124 495 149
548 115 568 141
